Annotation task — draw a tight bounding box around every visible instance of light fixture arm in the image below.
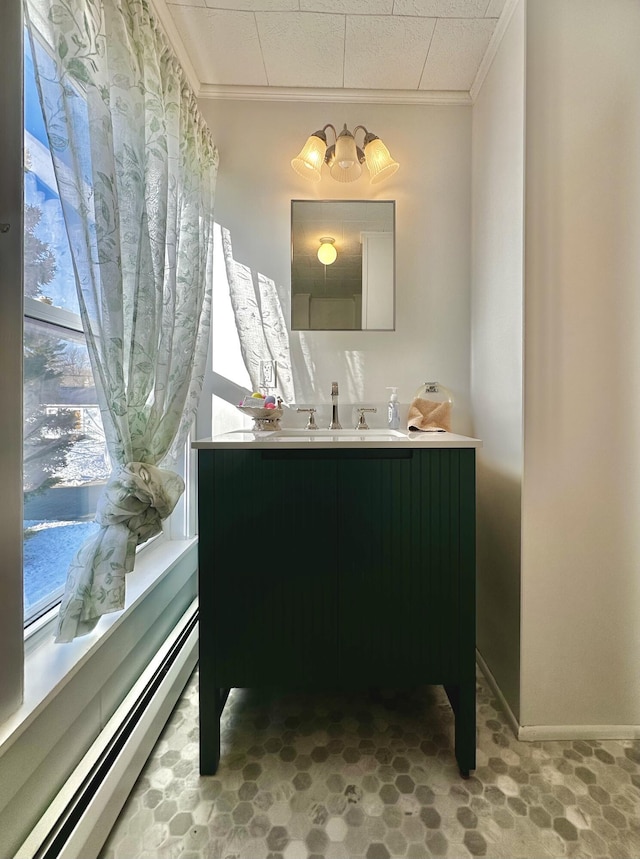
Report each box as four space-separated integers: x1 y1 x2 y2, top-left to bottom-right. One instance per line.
311 123 336 146
353 125 379 148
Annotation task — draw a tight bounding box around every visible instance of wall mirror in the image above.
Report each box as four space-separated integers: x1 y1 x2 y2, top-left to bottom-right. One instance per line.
291 200 395 331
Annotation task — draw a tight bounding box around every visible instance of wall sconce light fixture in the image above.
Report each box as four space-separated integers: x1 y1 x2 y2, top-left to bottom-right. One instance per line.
292 123 399 185
317 237 337 265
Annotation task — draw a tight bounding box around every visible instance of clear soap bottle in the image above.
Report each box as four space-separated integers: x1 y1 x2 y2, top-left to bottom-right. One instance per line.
386 387 400 429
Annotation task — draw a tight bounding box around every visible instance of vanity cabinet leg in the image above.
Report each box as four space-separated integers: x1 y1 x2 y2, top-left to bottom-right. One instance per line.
455 682 476 778
199 681 221 775
444 682 476 779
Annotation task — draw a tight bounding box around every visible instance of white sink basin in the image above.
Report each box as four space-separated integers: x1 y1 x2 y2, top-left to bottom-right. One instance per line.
263 428 408 442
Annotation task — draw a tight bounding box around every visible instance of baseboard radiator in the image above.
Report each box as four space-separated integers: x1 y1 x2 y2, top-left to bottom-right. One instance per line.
17 599 199 859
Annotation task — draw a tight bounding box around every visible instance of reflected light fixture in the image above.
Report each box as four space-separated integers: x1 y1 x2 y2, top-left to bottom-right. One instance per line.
291 123 399 184
317 237 337 265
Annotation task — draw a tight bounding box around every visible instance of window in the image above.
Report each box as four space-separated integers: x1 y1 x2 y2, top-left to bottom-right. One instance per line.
23 33 109 625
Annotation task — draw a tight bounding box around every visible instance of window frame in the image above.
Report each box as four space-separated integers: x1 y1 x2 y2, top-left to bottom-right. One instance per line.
0 0 25 726
21 30 196 633
0 14 200 843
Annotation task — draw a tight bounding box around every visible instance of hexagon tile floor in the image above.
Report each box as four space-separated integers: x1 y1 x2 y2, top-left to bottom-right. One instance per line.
99 667 640 859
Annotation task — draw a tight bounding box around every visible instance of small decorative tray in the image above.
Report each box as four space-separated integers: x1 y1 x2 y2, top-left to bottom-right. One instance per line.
237 404 283 431
237 405 284 421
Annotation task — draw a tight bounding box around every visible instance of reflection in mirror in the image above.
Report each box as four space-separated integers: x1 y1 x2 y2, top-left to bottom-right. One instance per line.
291 200 395 331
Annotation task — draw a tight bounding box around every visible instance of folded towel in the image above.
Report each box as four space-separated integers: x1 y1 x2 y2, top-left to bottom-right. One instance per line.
407 397 451 432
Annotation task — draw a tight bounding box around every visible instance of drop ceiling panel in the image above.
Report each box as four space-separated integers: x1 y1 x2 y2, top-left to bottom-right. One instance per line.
168 7 267 85
163 0 513 97
419 17 496 90
301 0 394 12
393 0 490 16
485 0 507 16
203 0 298 8
344 15 437 90
256 12 346 87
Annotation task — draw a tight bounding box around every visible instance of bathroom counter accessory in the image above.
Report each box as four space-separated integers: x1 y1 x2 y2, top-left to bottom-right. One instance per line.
235 404 284 431
193 433 481 780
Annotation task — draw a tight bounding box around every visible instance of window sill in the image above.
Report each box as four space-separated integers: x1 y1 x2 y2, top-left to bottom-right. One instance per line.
0 536 197 757
23 532 165 656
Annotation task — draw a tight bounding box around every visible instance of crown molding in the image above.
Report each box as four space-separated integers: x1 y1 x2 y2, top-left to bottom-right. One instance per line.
197 84 472 105
469 0 521 102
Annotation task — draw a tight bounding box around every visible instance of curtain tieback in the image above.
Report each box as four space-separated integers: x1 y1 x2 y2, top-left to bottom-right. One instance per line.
54 463 184 643
96 461 185 547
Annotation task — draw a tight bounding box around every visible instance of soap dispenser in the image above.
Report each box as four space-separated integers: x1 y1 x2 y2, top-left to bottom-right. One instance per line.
386 387 400 429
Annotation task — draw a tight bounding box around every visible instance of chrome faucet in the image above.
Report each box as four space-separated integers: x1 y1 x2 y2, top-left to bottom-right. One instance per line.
297 407 318 430
329 381 342 429
355 407 377 430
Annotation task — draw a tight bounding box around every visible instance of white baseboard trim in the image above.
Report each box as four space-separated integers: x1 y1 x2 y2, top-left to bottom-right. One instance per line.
17 598 199 859
518 723 640 742
475 649 521 739
475 649 640 742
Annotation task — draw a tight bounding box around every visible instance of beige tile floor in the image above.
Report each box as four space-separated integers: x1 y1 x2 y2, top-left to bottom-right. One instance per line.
100 667 640 859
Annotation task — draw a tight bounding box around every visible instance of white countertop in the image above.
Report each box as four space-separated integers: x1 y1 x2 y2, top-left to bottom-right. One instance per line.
192 429 482 450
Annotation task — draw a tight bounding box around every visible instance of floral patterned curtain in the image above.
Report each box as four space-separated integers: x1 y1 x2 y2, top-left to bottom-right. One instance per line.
24 0 218 642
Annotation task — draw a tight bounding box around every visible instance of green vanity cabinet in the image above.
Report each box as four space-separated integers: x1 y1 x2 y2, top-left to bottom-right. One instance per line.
203 451 339 686
196 445 477 777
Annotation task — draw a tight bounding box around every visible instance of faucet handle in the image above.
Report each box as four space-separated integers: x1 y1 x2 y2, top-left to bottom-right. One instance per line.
297 407 318 430
355 407 377 430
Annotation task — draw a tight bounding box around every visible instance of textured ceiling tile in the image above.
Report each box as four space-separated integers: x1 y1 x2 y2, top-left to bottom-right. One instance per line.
484 0 507 16
256 12 346 87
167 7 268 85
419 17 495 89
392 0 490 17
167 0 205 8
344 15 436 89
301 0 393 12
203 0 298 8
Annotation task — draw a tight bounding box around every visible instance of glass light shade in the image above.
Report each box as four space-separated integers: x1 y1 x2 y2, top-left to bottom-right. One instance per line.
364 137 399 184
291 133 327 182
317 238 337 265
329 126 362 182
334 129 357 169
329 160 362 182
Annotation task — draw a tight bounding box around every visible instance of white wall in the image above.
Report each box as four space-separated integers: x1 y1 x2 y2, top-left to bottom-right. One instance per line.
522 0 640 730
197 99 473 432
199 0 640 734
471 0 525 719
